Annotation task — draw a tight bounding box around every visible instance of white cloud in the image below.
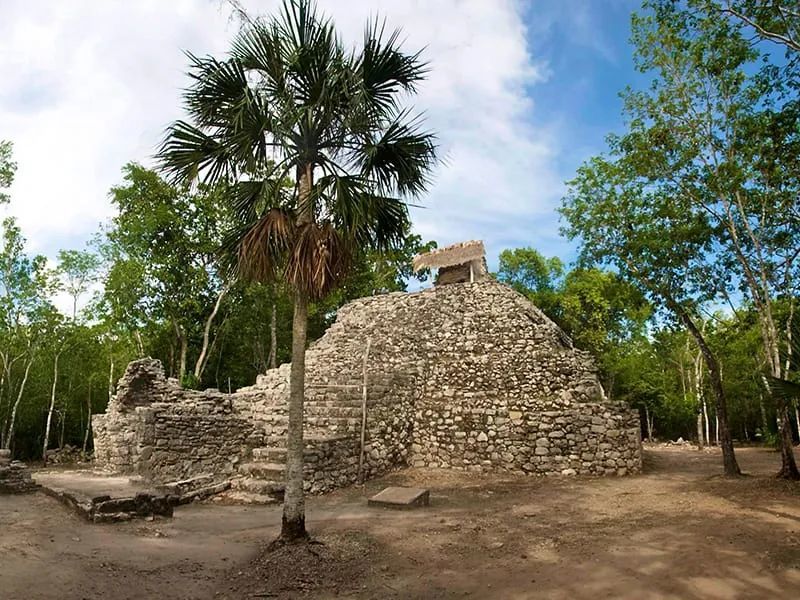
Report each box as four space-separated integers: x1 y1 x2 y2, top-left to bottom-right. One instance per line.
1 0 568 276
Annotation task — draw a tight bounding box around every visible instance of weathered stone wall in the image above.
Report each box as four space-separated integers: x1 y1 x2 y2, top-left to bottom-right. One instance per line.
93 360 264 481
310 282 641 477
94 281 642 493
137 400 262 482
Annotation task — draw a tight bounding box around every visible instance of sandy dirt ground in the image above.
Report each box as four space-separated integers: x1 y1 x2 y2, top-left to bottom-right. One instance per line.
1 445 799 600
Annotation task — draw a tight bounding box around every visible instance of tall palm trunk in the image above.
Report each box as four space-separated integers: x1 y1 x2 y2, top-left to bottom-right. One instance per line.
281 163 313 542
282 288 309 541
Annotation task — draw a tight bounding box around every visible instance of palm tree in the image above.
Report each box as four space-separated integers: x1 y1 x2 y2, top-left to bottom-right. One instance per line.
158 0 437 541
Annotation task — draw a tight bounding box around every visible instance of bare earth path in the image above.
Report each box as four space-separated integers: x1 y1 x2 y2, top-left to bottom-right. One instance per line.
1 445 799 599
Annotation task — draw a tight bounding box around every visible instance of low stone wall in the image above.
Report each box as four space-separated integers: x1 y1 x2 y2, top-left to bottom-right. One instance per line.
411 402 641 476
303 435 360 494
138 400 262 482
40 486 174 523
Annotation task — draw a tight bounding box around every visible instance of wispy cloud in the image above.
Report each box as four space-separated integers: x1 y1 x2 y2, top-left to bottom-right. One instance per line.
1 0 577 274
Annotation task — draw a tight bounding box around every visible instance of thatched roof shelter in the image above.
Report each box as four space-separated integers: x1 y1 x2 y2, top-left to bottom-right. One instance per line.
413 240 488 285
412 240 486 272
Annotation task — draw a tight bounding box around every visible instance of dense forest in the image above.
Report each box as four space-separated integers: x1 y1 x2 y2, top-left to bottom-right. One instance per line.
1 0 799 466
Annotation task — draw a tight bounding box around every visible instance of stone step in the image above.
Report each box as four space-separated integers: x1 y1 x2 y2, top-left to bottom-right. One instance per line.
252 447 286 461
239 461 285 479
260 413 361 425
304 399 363 408
306 416 361 427
231 477 285 498
305 405 363 418
217 490 280 505
263 432 353 445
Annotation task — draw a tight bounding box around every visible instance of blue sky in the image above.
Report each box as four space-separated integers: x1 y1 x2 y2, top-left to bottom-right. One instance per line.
1 0 647 286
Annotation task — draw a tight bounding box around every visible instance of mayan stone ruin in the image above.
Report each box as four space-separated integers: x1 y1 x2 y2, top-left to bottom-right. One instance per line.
0 448 39 494
93 241 642 500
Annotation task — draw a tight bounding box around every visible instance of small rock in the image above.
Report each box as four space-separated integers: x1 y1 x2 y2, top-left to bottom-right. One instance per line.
487 542 504 550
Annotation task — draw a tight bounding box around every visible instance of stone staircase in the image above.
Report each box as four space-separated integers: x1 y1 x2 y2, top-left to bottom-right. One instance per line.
229 443 286 503
229 396 365 503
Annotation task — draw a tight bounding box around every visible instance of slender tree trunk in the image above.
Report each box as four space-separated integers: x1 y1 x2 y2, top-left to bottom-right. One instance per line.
644 405 653 441
3 358 32 450
694 348 710 445
108 355 115 402
194 285 228 380
134 330 144 356
0 355 7 445
795 401 800 444
59 408 65 450
676 307 740 475
759 393 769 438
282 288 309 541
269 298 277 370
83 385 92 453
776 402 799 478
173 319 188 383
43 350 62 463
696 411 705 449
719 193 796 477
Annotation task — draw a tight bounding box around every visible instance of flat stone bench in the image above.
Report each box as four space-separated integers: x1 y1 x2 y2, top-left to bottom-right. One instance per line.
368 486 430 509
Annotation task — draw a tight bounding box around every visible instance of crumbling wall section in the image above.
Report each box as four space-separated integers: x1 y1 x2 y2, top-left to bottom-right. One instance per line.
93 359 265 482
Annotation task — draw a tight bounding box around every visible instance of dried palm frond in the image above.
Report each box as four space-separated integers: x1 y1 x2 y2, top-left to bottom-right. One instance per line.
286 222 350 299
236 208 295 281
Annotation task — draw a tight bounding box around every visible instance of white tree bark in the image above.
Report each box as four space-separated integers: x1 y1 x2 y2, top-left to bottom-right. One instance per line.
42 349 62 462
194 285 228 380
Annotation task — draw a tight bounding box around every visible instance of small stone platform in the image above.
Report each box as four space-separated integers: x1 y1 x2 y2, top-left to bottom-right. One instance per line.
33 470 230 523
368 486 430 509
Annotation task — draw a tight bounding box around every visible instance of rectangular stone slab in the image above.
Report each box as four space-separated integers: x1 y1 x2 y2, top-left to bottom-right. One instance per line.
368 486 430 509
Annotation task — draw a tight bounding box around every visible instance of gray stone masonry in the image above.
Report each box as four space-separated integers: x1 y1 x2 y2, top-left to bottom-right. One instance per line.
93 281 642 498
0 449 40 494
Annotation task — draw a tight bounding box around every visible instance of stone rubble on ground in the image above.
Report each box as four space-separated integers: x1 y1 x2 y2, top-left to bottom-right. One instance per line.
0 449 40 494
45 444 92 465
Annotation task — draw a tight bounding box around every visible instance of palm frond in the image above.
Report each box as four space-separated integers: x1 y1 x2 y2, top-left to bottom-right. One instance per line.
229 177 290 223
184 53 253 128
356 18 427 117
157 120 234 184
313 174 408 251
233 208 295 282
768 376 800 403
352 110 437 197
285 222 350 299
230 19 287 91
